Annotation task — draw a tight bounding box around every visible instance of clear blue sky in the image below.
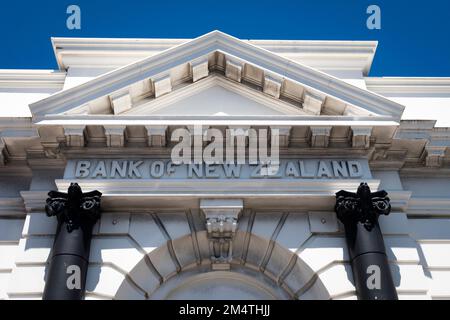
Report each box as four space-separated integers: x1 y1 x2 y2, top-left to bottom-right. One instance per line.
0 0 449 76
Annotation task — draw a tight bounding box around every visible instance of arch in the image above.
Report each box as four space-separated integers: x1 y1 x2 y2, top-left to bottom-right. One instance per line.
114 229 330 300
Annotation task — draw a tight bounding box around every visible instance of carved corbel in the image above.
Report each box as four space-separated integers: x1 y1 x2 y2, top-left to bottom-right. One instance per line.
310 126 331 148
64 126 85 147
191 58 209 82
145 125 168 147
270 126 291 148
303 92 324 115
104 125 126 147
110 90 132 114
351 126 372 148
263 75 282 98
225 59 243 82
200 199 243 270
153 74 172 98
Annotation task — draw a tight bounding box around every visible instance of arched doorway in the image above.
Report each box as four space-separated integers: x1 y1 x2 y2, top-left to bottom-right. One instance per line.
114 229 330 300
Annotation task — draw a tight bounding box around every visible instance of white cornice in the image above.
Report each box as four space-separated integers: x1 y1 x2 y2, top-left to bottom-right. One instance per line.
0 70 66 89
0 197 26 217
36 116 399 127
52 36 377 74
366 77 450 95
31 31 404 122
407 197 450 216
56 178 380 193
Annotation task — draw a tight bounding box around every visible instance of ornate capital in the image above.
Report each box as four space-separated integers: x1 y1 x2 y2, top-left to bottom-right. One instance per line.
45 183 102 232
335 182 391 230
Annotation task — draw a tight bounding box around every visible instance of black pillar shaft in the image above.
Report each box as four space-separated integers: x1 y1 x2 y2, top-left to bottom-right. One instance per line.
344 219 397 300
335 182 398 300
42 183 101 300
43 218 94 299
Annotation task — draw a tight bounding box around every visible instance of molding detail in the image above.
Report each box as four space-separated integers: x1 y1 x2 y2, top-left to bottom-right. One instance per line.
351 126 372 148
225 59 243 83
310 126 331 148
104 125 125 147
0 197 26 217
30 31 404 121
425 145 446 167
263 75 282 98
425 128 450 167
191 58 209 82
200 199 243 269
145 125 168 147
303 92 324 115
271 126 291 147
110 90 132 114
153 74 172 98
64 126 85 147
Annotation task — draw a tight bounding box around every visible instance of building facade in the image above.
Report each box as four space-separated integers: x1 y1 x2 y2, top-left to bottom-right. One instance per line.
0 31 450 299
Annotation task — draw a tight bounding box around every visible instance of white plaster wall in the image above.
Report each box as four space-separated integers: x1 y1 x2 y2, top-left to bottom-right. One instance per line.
1 206 434 300
0 90 53 118
62 67 116 90
0 218 25 299
373 95 450 128
401 177 450 198
408 218 450 299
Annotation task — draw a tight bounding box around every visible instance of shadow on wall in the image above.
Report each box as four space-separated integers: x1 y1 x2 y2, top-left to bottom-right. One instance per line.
409 218 450 279
111 230 332 300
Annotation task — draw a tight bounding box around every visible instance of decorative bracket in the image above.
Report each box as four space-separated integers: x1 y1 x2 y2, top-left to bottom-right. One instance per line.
335 182 391 231
310 126 331 148
45 182 102 232
104 125 126 147
351 126 372 148
200 199 243 269
64 126 85 147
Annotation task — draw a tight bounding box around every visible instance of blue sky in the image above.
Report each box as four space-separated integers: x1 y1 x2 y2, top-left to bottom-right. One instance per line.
0 0 449 76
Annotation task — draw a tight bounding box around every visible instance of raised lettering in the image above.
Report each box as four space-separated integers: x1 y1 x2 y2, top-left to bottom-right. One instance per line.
128 161 143 178
332 160 349 178
75 161 90 178
110 160 127 178
317 161 332 178
92 161 107 178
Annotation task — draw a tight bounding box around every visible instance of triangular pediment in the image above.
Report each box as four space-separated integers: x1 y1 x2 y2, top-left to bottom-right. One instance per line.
29 30 405 125
123 76 306 117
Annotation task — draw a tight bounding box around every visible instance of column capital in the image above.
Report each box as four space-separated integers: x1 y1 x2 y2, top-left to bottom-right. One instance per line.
335 182 391 231
45 183 102 232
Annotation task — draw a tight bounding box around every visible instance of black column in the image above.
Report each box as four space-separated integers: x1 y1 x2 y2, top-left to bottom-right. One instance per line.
335 182 398 300
42 183 102 300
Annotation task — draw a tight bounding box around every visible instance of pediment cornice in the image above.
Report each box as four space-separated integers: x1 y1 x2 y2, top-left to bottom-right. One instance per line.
30 31 404 123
